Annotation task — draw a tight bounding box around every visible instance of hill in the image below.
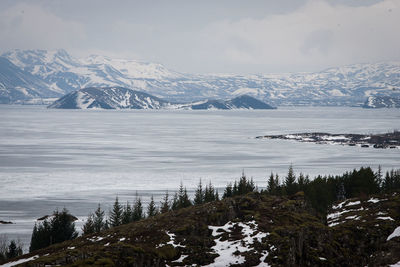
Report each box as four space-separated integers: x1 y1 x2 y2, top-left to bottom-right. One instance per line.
4 192 400 266
48 87 275 110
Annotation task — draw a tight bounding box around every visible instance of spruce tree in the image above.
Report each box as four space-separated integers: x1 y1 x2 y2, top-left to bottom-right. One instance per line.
50 208 78 245
6 240 22 259
223 183 233 198
285 165 297 195
93 204 106 232
147 195 158 217
122 201 133 224
298 173 306 191
204 182 217 203
160 191 170 213
267 172 276 194
30 209 77 252
82 214 95 235
376 165 383 189
132 194 144 221
194 179 204 205
171 192 179 210
233 181 238 196
109 197 123 227
177 183 192 208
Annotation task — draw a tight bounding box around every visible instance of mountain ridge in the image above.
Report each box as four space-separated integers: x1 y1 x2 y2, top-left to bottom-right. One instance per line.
48 87 276 110
1 49 400 106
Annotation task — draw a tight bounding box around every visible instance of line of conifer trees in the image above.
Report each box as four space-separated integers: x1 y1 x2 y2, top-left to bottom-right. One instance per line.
29 208 78 252
261 165 400 215
28 166 400 253
0 237 23 263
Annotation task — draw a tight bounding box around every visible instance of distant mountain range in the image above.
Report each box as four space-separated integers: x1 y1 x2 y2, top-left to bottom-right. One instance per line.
48 87 275 110
1 49 400 106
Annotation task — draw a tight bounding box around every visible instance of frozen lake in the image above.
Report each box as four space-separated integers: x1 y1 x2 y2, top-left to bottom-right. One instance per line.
0 105 399 250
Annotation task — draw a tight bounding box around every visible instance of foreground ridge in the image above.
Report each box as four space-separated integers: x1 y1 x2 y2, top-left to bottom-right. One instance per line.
4 192 400 266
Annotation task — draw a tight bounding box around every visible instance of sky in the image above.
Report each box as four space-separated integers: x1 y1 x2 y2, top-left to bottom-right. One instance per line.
0 0 399 74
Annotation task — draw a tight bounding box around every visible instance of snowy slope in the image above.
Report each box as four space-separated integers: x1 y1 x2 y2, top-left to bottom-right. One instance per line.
363 95 400 108
48 87 169 109
48 87 275 110
2 49 400 106
0 57 61 103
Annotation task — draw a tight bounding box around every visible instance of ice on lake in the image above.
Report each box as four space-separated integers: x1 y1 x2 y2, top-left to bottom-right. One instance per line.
0 105 399 250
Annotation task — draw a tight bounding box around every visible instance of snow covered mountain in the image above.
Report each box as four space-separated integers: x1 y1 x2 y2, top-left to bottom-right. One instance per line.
48 87 168 109
0 57 61 103
183 95 276 110
48 87 275 110
363 96 400 108
2 49 400 106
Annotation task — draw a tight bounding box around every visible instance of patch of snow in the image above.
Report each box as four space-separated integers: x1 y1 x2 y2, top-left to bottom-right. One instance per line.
119 237 126 242
387 226 400 241
87 236 105 242
0 255 39 267
104 242 110 246
390 260 400 267
346 201 361 207
172 254 188 263
204 221 270 267
368 198 386 203
319 257 327 261
328 206 365 226
377 216 395 221
345 215 360 220
67 246 75 250
332 201 346 210
157 231 185 248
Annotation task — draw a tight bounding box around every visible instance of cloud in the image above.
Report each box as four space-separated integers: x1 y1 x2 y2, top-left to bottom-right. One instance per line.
0 0 398 74
0 3 86 52
196 0 400 72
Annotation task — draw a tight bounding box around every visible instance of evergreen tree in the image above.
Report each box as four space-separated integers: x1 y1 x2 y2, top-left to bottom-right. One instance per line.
204 182 216 203
6 240 22 259
122 201 133 224
232 181 238 196
132 194 144 221
377 165 383 189
50 208 78 245
0 235 7 262
109 197 123 227
82 213 95 235
337 181 346 200
285 165 297 195
223 183 233 198
30 209 77 252
147 195 158 217
267 172 276 194
194 179 205 205
93 204 107 232
297 173 306 191
160 191 170 213
171 192 179 210
177 183 192 208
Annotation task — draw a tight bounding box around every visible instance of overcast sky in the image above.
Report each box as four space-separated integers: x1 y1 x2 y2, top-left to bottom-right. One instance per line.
0 0 399 74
